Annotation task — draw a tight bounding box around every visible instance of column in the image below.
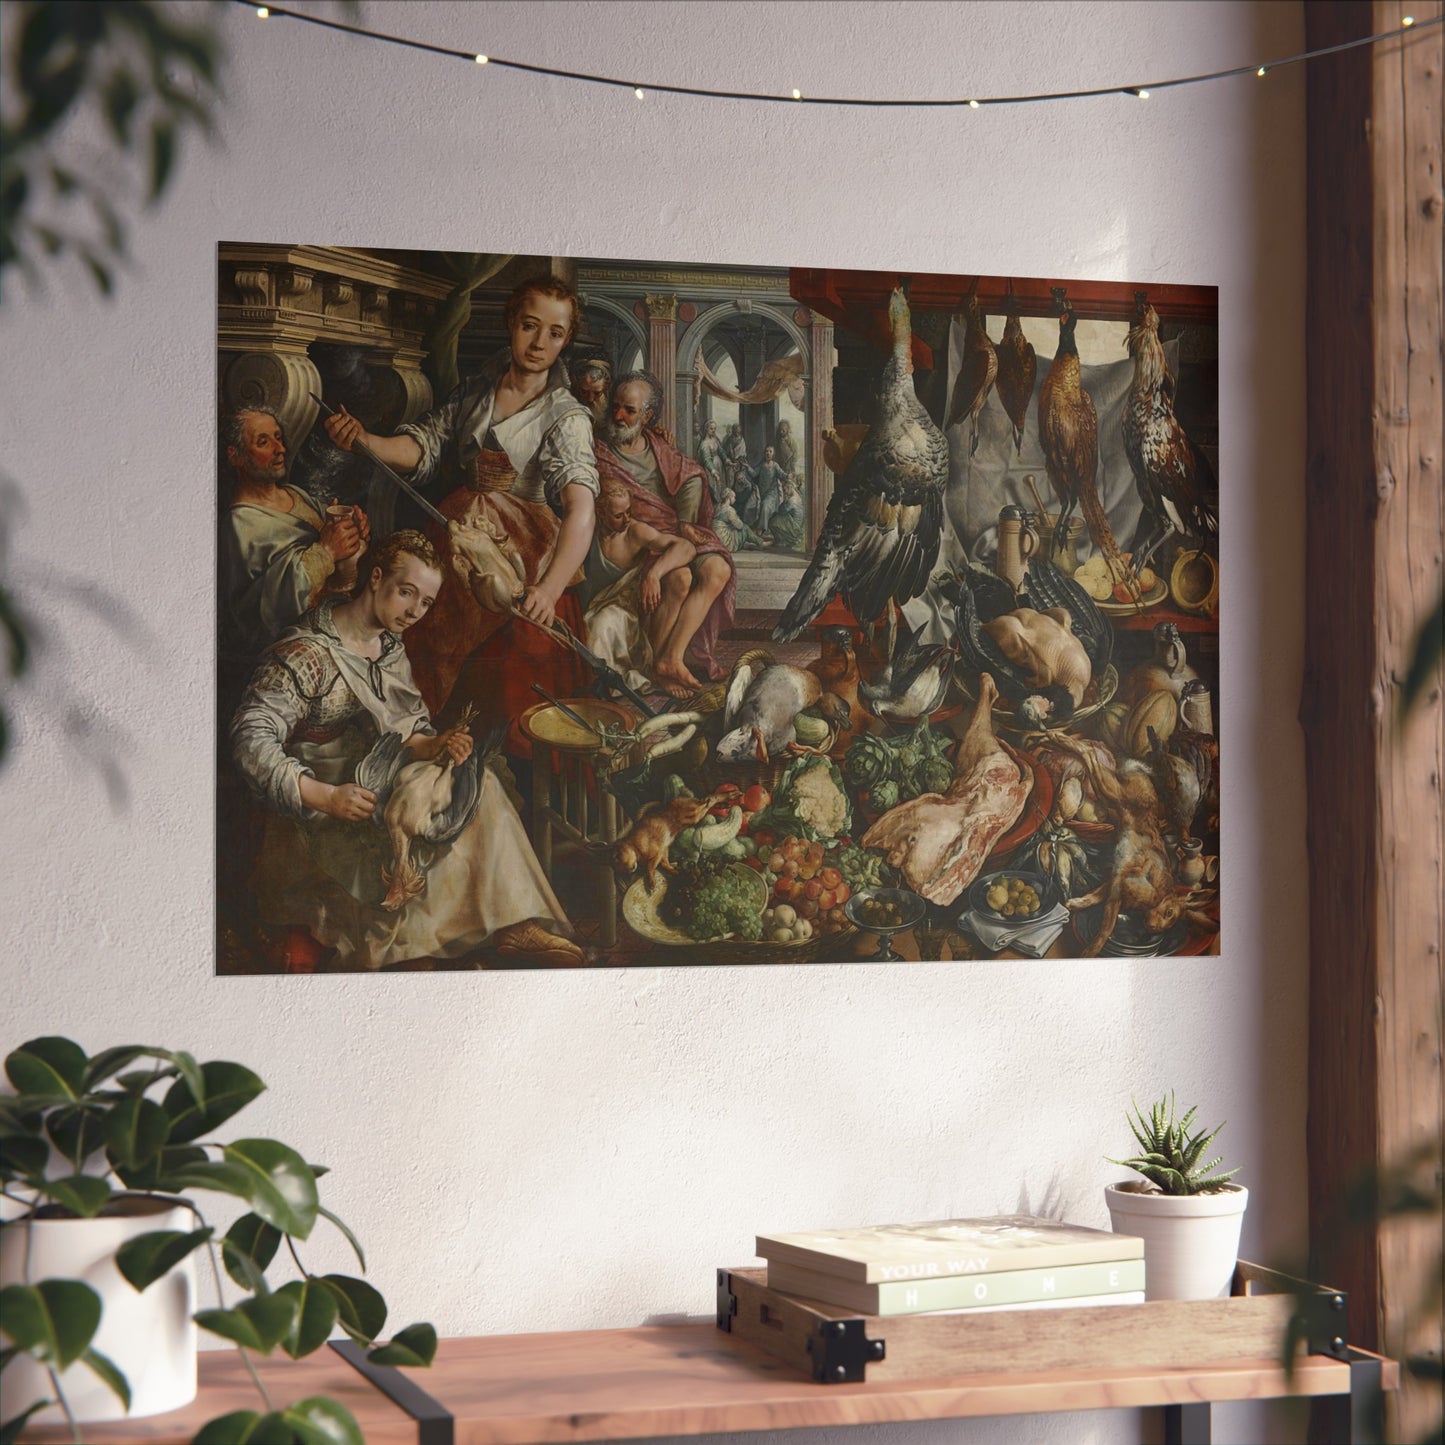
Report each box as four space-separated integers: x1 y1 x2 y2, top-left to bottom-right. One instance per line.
644 293 678 437
808 314 835 544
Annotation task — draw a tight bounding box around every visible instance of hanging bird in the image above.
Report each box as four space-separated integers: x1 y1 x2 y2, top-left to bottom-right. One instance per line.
716 655 851 765
1146 723 1213 846
859 611 958 724
774 287 948 641
993 303 1037 456
944 292 998 456
1038 300 1132 586
1122 300 1218 575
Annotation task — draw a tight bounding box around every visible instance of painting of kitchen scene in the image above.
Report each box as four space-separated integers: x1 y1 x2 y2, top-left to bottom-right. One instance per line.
216 245 1220 971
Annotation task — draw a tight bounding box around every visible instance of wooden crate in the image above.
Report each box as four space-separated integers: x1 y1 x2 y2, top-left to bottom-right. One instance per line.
717 1261 1353 1384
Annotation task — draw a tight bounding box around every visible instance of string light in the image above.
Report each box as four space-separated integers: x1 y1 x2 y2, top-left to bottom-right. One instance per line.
234 3 1440 111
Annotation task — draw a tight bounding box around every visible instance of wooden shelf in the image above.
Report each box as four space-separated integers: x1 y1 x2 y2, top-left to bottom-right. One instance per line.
21 1321 1397 1445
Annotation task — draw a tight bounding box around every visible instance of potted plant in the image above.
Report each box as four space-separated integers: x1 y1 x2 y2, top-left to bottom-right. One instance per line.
0 1036 436 1443
1103 1091 1248 1301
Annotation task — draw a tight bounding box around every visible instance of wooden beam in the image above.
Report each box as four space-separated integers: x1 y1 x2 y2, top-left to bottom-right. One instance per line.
1303 4 1444 1441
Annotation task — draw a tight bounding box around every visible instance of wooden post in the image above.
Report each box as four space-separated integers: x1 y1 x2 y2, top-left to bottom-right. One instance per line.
1303 4 1443 1440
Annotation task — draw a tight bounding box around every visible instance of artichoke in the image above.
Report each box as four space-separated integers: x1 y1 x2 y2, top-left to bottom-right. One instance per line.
869 778 900 811
844 734 895 790
918 757 954 795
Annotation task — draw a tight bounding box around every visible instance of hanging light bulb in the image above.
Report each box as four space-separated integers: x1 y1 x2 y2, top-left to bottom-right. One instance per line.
1136 88 1150 100
1256 66 1267 77
255 4 269 14
1402 14 1415 24
475 53 489 64
791 88 802 100
968 99 980 109
634 86 645 100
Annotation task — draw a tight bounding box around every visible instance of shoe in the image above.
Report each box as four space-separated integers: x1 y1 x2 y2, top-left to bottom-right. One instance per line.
492 920 587 968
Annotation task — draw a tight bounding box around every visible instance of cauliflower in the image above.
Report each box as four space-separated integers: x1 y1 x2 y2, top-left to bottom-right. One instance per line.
785 757 852 839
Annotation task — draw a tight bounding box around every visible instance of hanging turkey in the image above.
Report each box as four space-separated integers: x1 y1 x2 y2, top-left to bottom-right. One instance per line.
773 287 948 641
1121 299 1218 575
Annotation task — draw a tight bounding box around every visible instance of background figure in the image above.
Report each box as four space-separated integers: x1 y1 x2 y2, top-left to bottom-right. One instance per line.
768 477 807 553
696 417 724 501
711 486 764 554
746 444 789 536
774 416 800 482
722 421 751 504
570 355 612 425
219 406 367 707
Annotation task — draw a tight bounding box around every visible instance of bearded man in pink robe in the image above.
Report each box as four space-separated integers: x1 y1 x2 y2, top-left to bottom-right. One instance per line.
592 371 735 696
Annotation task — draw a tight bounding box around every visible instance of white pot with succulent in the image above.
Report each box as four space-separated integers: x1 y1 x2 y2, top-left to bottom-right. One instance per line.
1104 1092 1248 1301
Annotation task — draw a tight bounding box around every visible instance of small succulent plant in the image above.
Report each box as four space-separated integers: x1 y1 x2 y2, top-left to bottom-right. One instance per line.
1109 1092 1241 1196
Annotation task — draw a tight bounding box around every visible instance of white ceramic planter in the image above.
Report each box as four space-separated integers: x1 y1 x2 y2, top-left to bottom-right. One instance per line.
0 1194 198 1423
1105 1181 1248 1301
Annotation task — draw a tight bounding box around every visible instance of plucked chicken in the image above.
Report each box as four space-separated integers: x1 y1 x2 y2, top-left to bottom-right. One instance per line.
944 293 998 457
993 304 1037 456
354 707 490 911
1122 301 1218 575
861 672 1031 906
774 288 948 640
1038 302 1131 585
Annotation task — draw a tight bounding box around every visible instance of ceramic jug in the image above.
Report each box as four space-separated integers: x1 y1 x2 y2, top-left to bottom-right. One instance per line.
995 504 1038 591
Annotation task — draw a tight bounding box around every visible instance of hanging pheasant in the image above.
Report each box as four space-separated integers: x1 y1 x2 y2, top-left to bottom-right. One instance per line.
944 292 997 457
1037 296 1133 592
993 297 1037 456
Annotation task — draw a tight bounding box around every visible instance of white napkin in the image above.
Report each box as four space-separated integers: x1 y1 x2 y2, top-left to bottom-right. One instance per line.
962 900 1069 958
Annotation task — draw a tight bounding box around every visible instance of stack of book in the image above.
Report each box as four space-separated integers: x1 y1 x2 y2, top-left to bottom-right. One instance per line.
756 1214 1145 1316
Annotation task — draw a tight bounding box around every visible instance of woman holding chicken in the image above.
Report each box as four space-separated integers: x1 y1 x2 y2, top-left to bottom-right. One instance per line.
230 531 582 970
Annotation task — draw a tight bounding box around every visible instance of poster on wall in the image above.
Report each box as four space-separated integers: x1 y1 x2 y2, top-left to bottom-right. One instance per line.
216 247 1219 973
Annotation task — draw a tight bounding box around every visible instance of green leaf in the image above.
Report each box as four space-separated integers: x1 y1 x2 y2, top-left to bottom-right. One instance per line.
6 1037 87 1099
103 1094 171 1169
114 1142 207 1192
367 1322 437 1368
36 1173 112 1216
0 1280 101 1367
223 1213 281 1290
46 1103 107 1167
282 1397 365 1445
195 1292 299 1354
162 1061 264 1144
1 1400 53 1444
193 1410 298 1445
163 1158 256 1202
221 1139 318 1240
276 1278 339 1359
116 1227 213 1291
318 1274 386 1346
81 1346 131 1409
317 1206 365 1273
0 1134 48 1180
85 1046 198 1103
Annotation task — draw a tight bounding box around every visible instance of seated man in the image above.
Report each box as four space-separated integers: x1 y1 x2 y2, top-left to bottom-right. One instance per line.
593 371 736 696
580 479 697 694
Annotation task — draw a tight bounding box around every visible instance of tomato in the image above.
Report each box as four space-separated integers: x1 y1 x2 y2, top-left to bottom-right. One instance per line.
796 899 819 921
742 784 771 813
799 861 819 881
834 881 851 904
818 888 836 911
744 855 765 871
783 858 801 878
753 828 776 847
773 876 798 901
819 866 842 890
803 878 824 900
716 782 742 795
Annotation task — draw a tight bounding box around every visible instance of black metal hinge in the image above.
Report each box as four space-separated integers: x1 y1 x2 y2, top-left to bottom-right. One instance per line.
805 1317 886 1383
716 1268 738 1331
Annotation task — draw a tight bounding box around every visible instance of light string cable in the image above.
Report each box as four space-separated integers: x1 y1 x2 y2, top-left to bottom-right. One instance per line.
236 3 1438 107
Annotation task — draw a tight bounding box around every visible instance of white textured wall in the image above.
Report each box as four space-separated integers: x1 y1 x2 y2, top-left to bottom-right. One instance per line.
1 3 1307 1441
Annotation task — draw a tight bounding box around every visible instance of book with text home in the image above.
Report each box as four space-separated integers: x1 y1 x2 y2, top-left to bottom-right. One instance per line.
766 1256 1146 1315
756 1215 1143 1284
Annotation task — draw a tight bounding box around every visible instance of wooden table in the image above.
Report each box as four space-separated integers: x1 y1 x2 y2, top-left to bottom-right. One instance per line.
22 1320 1396 1445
